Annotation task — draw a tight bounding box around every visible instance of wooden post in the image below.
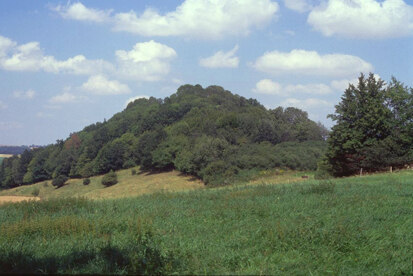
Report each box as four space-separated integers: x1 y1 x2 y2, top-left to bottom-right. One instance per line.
360 168 363 176
390 166 392 173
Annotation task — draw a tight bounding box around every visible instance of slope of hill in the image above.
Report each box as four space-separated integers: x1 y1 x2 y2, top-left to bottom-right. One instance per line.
0 167 309 200
0 84 327 189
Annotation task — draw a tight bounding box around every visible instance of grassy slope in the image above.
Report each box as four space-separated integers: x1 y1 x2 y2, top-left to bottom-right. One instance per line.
0 168 307 200
0 170 412 274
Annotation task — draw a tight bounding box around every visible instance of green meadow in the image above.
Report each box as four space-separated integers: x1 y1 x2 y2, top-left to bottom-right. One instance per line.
0 170 412 274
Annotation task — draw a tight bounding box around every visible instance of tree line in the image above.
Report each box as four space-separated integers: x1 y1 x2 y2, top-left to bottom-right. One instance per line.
0 85 327 188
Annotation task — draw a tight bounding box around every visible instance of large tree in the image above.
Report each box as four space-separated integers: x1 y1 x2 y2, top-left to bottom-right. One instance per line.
325 73 413 176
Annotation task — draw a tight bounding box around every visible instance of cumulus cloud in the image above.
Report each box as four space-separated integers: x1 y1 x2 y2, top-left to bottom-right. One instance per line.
53 2 112 23
253 79 332 96
253 49 373 77
82 75 131 95
0 35 113 75
284 0 313 13
199 45 239 68
252 79 283 95
308 0 413 39
55 0 279 39
281 98 331 109
0 35 176 82
115 40 177 81
49 92 79 104
13 89 36 99
125 95 150 108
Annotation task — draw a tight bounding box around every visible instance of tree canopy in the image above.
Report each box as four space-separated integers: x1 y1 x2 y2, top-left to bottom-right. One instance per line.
1 84 327 188
323 73 413 176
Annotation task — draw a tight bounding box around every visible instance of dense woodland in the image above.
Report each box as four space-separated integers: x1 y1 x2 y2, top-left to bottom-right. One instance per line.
0 85 327 188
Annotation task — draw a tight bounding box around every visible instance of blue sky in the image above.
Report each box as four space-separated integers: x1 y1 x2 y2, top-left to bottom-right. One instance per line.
0 0 412 145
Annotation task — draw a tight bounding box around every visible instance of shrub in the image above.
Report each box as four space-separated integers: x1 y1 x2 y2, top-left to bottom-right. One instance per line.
131 169 137 175
52 175 68 189
31 187 40 197
43 182 48 187
83 178 91 185
101 170 118 187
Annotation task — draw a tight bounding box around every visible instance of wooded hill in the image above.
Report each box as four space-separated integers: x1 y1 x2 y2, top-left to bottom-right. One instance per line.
0 85 327 188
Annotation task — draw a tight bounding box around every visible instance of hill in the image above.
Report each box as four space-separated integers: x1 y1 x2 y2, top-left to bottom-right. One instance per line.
0 170 411 274
0 84 327 189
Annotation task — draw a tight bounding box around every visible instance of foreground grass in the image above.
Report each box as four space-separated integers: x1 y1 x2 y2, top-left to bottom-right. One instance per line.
0 171 412 274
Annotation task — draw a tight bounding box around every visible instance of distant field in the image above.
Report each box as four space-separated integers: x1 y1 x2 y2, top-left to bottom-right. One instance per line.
0 154 12 164
0 170 412 274
0 167 307 200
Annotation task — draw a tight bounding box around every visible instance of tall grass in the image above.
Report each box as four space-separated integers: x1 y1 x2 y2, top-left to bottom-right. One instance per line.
0 171 412 274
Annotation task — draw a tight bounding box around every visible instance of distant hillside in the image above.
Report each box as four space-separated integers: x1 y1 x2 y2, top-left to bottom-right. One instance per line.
0 84 327 189
0 145 30 155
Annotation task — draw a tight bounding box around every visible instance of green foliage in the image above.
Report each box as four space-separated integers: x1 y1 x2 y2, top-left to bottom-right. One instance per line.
0 172 412 274
0 84 328 189
52 175 68 189
83 178 91 185
326 73 413 176
101 170 118 187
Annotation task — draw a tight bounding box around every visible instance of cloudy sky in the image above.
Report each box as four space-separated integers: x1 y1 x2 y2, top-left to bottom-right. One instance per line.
0 0 412 145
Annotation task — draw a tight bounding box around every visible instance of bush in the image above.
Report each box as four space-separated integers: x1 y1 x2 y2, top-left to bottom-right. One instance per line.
52 175 68 189
131 169 137 175
101 170 118 187
83 178 91 185
31 188 40 197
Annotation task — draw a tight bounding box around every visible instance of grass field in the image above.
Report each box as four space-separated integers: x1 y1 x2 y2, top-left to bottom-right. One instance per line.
0 167 307 200
0 170 412 274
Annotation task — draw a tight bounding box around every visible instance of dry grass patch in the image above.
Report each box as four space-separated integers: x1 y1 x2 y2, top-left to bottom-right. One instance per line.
0 196 40 205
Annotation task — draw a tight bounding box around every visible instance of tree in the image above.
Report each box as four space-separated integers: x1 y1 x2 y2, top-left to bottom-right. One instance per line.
101 170 118 187
324 73 413 176
52 175 68 188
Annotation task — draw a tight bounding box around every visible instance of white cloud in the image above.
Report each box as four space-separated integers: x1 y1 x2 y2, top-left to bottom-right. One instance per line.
0 35 113 75
13 89 36 99
253 79 332 96
125 95 149 107
57 0 279 39
0 35 176 82
252 79 283 95
82 75 131 95
253 49 373 77
281 98 331 109
199 45 239 68
285 83 332 95
115 40 177 81
49 92 81 104
0 100 7 110
53 2 112 23
0 36 16 58
284 0 313 13
308 0 413 39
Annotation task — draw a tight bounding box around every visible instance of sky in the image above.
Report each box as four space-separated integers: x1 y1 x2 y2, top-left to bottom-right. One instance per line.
0 0 412 145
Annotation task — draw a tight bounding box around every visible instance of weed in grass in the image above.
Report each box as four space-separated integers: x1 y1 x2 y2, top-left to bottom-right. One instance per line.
31 188 40 197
